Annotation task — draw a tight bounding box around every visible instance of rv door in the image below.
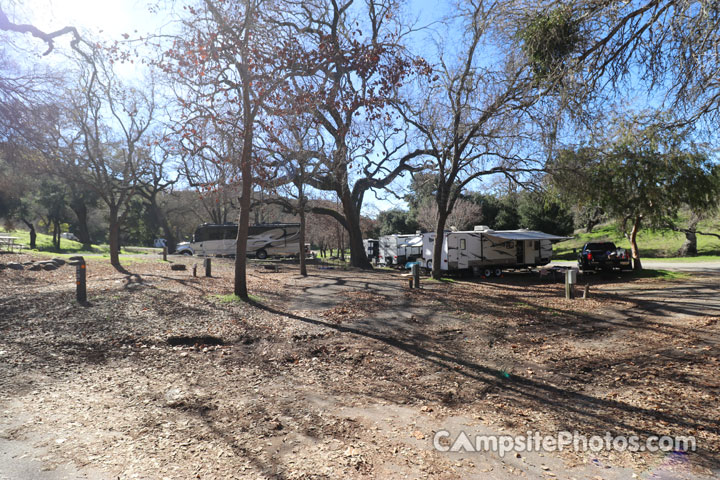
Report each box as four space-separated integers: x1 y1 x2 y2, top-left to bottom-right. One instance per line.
516 240 525 265
526 240 540 264
447 234 459 269
204 226 226 256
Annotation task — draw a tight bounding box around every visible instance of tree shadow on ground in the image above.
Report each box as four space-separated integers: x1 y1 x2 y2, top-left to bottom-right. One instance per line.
248 297 720 468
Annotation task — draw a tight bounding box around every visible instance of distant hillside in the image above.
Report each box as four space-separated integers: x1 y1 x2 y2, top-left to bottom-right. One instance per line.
553 220 720 260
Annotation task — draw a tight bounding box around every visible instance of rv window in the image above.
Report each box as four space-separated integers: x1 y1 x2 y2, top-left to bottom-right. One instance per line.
224 227 238 240
206 227 224 241
460 238 466 250
535 240 540 249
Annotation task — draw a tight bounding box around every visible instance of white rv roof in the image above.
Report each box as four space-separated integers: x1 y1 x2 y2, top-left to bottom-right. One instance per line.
483 230 571 242
398 236 424 247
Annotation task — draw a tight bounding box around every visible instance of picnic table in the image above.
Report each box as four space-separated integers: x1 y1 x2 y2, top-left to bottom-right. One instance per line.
0 235 20 252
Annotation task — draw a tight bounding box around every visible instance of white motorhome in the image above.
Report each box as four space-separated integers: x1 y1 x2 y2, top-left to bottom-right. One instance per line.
423 226 569 276
176 223 301 258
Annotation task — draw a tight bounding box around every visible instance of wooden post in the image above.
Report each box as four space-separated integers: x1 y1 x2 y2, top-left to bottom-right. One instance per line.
565 269 576 300
162 246 167 261
412 263 420 289
69 256 86 304
192 264 197 277
408 277 413 289
583 284 590 299
204 258 211 277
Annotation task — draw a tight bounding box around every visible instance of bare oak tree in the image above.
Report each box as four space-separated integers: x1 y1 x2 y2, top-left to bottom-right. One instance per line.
400 0 544 278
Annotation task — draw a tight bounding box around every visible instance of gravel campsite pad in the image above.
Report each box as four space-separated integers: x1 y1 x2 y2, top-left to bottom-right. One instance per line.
1 253 719 479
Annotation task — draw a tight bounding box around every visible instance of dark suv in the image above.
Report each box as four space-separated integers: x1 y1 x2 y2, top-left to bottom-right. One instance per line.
578 242 632 271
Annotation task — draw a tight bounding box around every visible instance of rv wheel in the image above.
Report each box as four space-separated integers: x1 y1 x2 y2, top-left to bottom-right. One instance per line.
494 268 502 277
426 259 432 269
256 249 268 260
483 268 492 278
181 250 192 256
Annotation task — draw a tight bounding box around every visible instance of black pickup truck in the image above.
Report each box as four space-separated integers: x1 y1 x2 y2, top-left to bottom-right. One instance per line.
577 242 632 271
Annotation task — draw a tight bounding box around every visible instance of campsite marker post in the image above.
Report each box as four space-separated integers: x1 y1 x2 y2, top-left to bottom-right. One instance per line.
68 256 86 304
411 263 420 289
565 268 577 299
204 258 212 277
162 246 168 261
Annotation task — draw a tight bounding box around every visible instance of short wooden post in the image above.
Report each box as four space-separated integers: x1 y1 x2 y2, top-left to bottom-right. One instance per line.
583 284 590 299
162 246 168 261
408 277 413 288
192 264 197 277
69 256 86 304
411 263 420 289
204 258 211 277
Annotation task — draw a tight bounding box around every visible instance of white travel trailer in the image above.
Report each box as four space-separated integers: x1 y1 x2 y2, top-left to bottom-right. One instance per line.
378 234 400 266
422 226 569 275
378 233 424 266
397 234 425 265
176 223 301 258
363 239 379 262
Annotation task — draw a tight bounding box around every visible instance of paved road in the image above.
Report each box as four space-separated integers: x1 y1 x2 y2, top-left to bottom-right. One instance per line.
552 259 720 273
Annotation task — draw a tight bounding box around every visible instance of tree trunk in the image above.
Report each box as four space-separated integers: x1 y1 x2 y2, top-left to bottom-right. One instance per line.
677 212 701 257
298 206 307 277
340 193 370 269
431 208 449 279
109 207 121 267
21 219 37 249
70 201 92 249
340 230 345 262
52 219 61 251
51 221 57 249
585 219 597 233
234 127 254 300
629 215 642 271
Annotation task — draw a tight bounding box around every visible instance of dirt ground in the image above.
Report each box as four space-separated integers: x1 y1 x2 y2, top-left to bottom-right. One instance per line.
1 253 719 479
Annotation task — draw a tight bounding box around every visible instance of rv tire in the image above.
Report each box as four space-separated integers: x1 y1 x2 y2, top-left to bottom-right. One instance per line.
181 250 192 256
256 249 268 260
494 268 502 277
426 259 432 269
483 268 492 278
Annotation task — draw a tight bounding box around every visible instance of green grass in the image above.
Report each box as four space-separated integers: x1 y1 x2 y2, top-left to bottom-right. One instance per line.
1 229 159 257
0 229 91 253
425 277 457 284
512 301 536 309
213 293 265 303
640 256 720 263
632 269 691 281
316 249 351 260
553 222 720 260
